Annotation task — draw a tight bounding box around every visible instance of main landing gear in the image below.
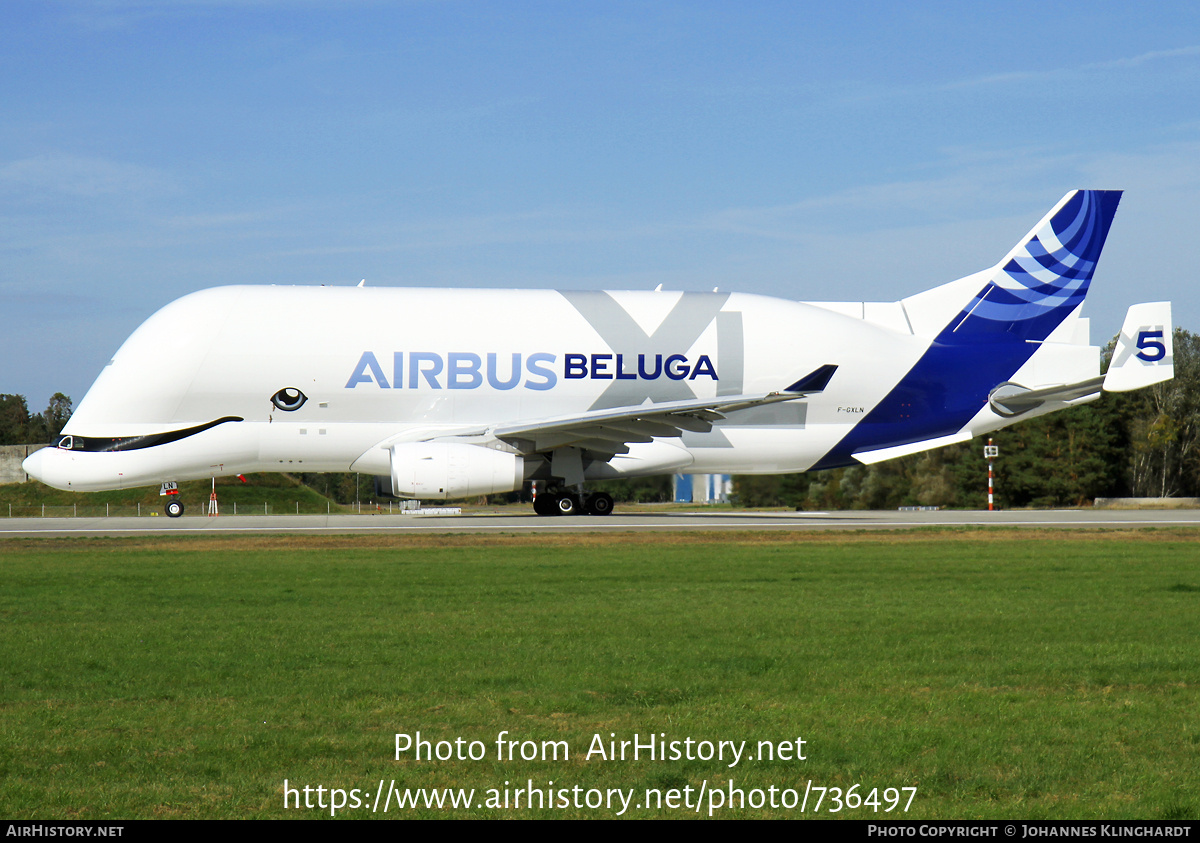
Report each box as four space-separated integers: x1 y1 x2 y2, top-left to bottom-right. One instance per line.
533 488 614 517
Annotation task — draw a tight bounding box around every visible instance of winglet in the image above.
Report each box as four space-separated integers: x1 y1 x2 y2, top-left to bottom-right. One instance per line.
785 364 837 393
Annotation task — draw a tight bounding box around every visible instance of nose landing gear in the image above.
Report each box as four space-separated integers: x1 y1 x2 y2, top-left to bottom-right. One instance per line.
160 481 185 518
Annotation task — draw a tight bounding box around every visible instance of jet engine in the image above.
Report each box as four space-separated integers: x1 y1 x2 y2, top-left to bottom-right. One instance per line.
388 442 524 500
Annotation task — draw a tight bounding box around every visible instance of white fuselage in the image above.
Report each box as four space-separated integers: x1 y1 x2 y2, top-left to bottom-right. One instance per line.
27 284 937 491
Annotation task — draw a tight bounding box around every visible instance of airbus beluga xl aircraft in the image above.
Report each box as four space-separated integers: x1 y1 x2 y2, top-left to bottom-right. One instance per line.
24 190 1174 517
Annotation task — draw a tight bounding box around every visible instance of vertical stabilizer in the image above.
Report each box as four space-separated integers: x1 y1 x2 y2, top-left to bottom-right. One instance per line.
944 190 1122 341
814 190 1123 470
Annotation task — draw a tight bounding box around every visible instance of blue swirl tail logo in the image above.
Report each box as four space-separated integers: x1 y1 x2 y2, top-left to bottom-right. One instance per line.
946 189 1122 342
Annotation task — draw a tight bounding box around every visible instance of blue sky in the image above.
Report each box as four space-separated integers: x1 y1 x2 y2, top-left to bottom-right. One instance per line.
4 1 1200 411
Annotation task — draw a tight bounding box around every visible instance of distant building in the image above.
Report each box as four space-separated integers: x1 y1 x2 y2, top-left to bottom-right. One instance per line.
673 474 732 503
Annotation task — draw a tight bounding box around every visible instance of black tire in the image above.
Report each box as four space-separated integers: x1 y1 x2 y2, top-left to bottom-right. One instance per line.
555 494 580 516
585 492 614 516
165 498 184 518
533 495 558 516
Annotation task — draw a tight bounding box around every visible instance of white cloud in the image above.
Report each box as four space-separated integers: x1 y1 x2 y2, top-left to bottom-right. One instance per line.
940 44 1200 92
0 153 177 198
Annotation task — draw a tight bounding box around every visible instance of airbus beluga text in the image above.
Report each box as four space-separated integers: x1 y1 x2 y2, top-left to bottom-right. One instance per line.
23 190 1174 517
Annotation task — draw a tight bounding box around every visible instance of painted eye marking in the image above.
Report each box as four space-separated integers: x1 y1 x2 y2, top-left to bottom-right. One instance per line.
271 388 308 411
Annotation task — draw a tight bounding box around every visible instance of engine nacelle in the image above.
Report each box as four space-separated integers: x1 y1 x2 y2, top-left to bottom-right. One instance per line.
389 442 524 500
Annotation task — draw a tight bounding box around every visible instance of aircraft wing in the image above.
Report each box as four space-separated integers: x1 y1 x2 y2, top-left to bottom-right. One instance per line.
490 364 837 457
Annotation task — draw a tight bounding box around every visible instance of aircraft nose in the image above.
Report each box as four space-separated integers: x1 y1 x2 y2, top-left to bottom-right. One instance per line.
21 446 77 490
21 447 48 484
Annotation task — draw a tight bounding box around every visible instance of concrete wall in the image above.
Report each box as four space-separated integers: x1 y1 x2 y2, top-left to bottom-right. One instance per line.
0 444 46 484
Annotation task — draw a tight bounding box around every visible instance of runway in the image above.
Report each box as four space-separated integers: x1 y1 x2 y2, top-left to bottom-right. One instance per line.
4 507 1200 538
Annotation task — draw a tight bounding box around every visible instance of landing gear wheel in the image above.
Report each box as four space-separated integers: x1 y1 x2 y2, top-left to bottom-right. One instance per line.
585 492 614 516
555 494 580 516
533 494 559 516
165 498 185 518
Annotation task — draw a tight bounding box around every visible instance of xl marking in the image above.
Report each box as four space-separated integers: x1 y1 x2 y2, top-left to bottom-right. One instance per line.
560 291 731 410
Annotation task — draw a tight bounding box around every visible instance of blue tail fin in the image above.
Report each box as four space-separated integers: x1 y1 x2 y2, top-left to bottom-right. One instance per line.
945 190 1121 341
811 190 1122 470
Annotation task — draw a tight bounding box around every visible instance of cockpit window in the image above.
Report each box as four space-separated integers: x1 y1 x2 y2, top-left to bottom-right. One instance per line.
49 417 242 453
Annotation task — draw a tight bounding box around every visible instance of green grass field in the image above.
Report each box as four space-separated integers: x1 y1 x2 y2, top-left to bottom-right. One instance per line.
1 530 1198 819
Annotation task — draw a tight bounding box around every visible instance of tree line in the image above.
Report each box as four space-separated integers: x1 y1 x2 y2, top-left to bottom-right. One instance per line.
0 393 73 446
5 328 1197 507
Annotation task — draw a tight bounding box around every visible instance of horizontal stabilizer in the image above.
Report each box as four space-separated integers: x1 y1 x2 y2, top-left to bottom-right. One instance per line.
987 303 1173 417
1104 302 1174 392
988 377 1104 417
